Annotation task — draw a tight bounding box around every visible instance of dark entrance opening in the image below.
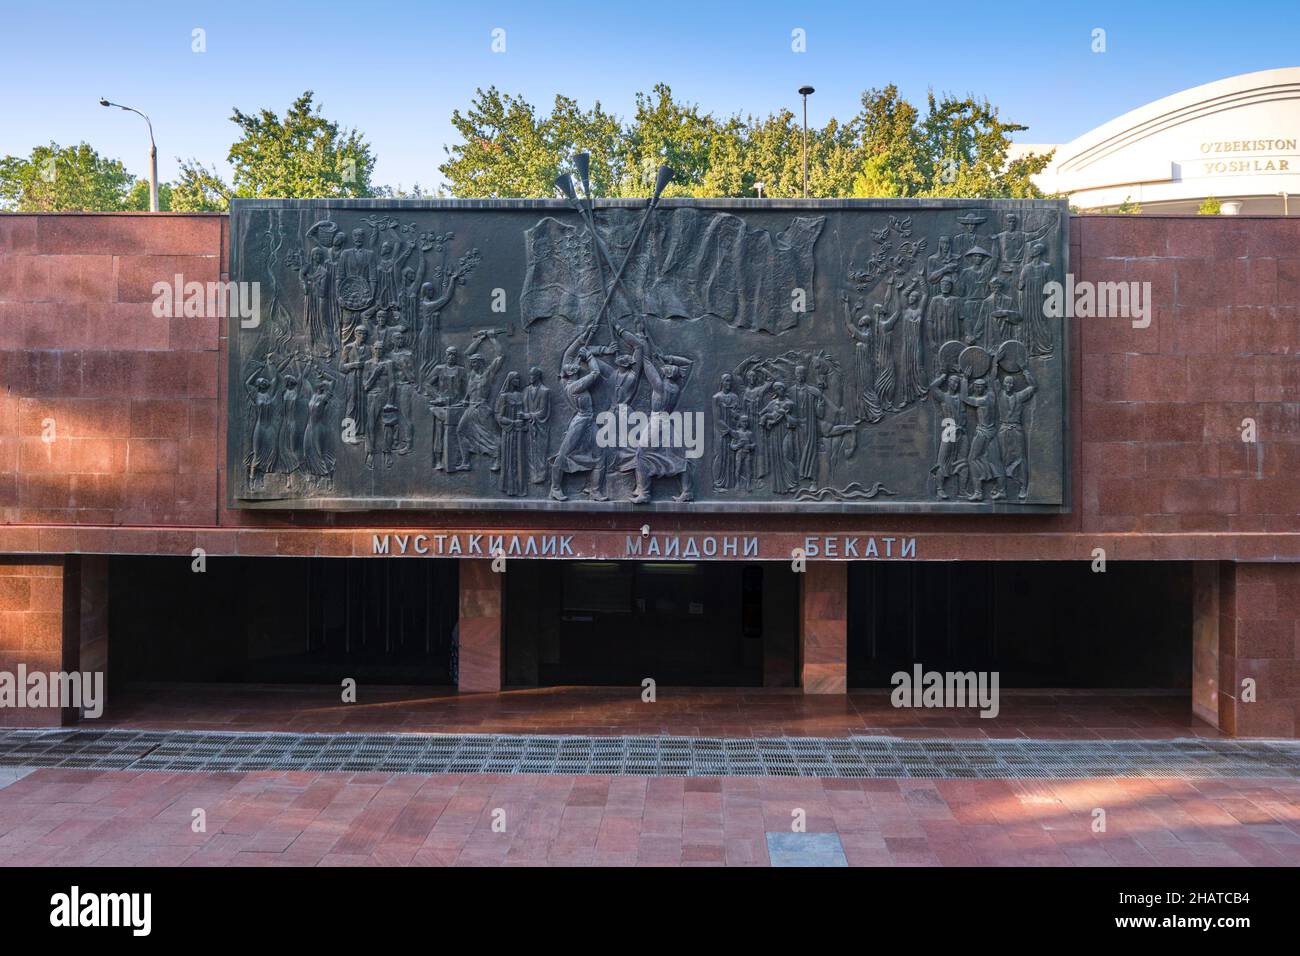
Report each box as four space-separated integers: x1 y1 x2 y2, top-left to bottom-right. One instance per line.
848 561 1193 688
505 561 798 687
110 556 458 686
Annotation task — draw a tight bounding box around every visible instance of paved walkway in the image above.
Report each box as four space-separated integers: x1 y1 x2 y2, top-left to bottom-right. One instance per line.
0 768 1295 867
6 688 1281 867
100 684 1216 739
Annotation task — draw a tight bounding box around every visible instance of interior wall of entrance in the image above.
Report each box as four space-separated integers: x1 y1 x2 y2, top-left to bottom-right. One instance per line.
109 556 458 686
504 561 798 688
847 561 1194 689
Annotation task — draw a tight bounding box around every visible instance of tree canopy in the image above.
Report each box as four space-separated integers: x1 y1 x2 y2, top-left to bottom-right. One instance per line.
225 91 375 200
0 142 136 211
0 92 371 213
160 90 376 210
439 84 1053 200
1 85 1053 211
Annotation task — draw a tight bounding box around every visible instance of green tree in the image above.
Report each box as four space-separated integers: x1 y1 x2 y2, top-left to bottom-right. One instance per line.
440 87 558 198
546 94 626 196
812 117 868 198
169 160 231 211
0 142 135 211
1197 196 1222 214
440 87 634 199
622 84 731 197
436 84 1053 200
695 117 753 197
123 178 174 211
917 92 1051 198
226 91 376 199
849 86 924 197
738 109 802 197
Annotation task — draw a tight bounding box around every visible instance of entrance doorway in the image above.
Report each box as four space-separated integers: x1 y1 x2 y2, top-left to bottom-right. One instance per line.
110 556 458 686
847 561 1193 688
505 561 798 687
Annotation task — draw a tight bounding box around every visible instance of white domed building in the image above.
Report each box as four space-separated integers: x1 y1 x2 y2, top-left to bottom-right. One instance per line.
1021 67 1300 214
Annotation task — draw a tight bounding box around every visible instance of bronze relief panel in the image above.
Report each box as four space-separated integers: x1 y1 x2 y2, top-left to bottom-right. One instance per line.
228 197 1069 513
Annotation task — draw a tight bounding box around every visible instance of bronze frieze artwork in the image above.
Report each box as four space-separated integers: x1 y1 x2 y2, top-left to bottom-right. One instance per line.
228 190 1068 512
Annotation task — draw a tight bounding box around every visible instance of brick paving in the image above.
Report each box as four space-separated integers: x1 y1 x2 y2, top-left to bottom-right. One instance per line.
98 684 1218 739
7 687 1284 867
0 767 1296 867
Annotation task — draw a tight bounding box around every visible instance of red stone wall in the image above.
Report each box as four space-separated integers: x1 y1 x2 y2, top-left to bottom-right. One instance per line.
1220 562 1300 737
1076 217 1299 535
0 214 223 528
2 212 1295 545
800 562 847 693
0 556 68 726
457 559 501 693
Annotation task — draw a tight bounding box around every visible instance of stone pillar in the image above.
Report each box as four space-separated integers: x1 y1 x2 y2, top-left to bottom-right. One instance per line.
1219 562 1300 738
79 555 110 688
1191 562 1221 728
0 556 70 727
762 564 799 688
457 559 502 693
800 561 847 694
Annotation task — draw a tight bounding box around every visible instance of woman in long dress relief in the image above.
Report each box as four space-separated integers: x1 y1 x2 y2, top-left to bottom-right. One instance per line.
1018 240 1055 357
741 368 772 477
276 355 307 487
305 220 343 351
398 252 425 340
841 294 882 424
523 367 551 485
871 302 900 412
495 371 529 497
300 247 333 356
759 381 798 494
302 364 339 491
899 282 929 401
244 352 290 489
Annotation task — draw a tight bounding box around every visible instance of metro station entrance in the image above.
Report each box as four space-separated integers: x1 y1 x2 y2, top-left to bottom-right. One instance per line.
504 561 799 687
847 561 1194 689
110 556 458 687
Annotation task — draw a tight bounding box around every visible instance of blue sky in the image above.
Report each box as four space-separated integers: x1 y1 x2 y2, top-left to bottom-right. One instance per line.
1 0 1296 191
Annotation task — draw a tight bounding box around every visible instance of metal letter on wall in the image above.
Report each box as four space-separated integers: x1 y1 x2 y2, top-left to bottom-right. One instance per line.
228 198 1069 513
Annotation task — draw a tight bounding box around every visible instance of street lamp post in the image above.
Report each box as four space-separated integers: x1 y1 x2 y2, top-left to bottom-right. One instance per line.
100 98 157 212
798 85 815 198
755 180 765 199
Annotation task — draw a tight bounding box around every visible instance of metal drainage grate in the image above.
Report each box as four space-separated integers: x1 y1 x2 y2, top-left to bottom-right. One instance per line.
0 729 1297 779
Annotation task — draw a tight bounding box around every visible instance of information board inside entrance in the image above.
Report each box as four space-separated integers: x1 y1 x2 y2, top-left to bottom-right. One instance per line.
228 197 1069 513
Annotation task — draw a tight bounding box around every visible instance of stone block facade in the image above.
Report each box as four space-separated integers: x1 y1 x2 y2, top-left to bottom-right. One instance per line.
0 212 1296 732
